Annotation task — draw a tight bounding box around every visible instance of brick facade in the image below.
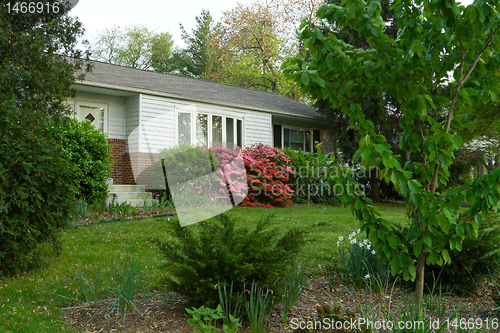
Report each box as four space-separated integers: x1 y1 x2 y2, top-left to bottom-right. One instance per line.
109 139 127 185
108 138 161 188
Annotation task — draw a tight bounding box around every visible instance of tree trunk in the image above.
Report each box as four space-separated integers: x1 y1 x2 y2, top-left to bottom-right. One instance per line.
415 251 426 319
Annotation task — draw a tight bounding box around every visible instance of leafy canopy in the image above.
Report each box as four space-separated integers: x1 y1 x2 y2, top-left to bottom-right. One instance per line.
284 0 500 286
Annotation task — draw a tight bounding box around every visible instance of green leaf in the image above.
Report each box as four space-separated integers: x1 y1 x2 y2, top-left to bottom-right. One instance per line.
469 6 477 23
326 54 334 68
390 257 401 274
367 1 377 16
423 234 432 248
301 72 311 86
441 249 451 264
438 213 450 232
408 179 420 193
388 236 398 250
371 27 380 37
413 240 423 257
408 18 415 28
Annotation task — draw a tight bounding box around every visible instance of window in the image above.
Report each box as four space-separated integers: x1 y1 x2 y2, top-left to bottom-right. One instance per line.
178 112 191 144
176 107 244 148
280 126 317 153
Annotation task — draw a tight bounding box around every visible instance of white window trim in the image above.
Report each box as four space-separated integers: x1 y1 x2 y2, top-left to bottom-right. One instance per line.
174 108 194 146
175 107 245 148
75 100 109 133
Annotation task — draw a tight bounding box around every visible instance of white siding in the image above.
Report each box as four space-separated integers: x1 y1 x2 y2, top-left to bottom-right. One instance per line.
244 112 272 147
71 92 126 140
139 94 175 153
126 95 140 153
137 94 272 153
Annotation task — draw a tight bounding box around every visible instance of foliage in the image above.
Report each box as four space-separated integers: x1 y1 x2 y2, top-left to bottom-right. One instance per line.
50 117 112 205
217 281 244 330
149 143 215 200
54 257 148 327
283 144 339 204
0 205 402 331
245 281 275 333
174 10 221 78
242 144 294 207
284 0 500 312
90 24 175 71
333 230 390 291
280 261 310 327
186 304 241 333
392 214 500 295
0 1 89 275
154 213 311 307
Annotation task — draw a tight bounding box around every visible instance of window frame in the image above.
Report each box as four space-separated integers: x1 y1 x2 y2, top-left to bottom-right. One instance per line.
175 107 245 148
280 125 316 153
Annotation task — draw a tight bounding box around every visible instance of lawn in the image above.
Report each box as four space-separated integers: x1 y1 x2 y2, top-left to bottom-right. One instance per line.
0 204 407 332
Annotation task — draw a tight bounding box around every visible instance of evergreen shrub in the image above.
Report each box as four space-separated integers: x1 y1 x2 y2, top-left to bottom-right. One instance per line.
155 213 313 306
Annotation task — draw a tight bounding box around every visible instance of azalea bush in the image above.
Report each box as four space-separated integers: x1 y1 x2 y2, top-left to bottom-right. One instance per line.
208 145 248 205
241 144 294 207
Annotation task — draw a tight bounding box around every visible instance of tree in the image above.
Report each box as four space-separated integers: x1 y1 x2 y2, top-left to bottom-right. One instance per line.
284 0 500 315
0 0 89 273
202 0 323 100
90 24 175 71
312 0 401 202
174 10 219 78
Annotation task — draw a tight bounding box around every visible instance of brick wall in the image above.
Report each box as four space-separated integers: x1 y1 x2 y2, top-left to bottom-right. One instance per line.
109 139 126 184
126 152 163 189
109 140 162 188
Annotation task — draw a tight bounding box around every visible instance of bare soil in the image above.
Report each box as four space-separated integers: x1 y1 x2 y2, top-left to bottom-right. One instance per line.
63 275 499 333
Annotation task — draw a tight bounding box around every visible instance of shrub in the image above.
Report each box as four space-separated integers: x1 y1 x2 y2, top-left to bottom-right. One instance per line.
391 214 500 295
242 144 293 207
149 143 216 201
0 100 77 275
283 144 339 204
154 213 313 307
50 118 112 205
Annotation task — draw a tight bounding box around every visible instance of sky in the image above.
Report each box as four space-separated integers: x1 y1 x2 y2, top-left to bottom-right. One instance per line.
69 0 255 48
69 0 475 49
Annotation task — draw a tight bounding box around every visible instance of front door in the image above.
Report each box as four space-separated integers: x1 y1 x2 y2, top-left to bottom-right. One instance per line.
77 102 108 132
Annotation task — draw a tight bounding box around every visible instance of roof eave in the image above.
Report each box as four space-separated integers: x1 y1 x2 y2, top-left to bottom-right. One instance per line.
73 81 324 121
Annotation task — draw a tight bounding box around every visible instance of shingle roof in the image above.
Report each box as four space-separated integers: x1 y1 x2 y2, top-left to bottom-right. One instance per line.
77 60 322 119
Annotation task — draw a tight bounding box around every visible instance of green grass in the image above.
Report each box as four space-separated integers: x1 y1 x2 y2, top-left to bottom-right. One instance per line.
0 204 407 332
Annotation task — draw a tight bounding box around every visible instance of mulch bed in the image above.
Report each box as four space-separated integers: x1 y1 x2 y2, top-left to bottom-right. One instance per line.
63 275 499 333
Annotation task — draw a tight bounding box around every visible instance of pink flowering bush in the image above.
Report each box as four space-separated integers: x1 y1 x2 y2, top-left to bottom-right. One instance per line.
241 144 294 207
207 145 247 204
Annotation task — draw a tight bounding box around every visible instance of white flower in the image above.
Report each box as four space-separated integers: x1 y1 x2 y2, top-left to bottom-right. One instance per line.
337 241 340 247
350 239 357 244
371 250 376 255
358 243 363 248
339 236 344 241
364 274 370 280
366 244 371 250
357 229 361 234
363 239 369 245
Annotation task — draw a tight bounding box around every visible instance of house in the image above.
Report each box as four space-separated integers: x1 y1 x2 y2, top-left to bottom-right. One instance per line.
69 60 334 189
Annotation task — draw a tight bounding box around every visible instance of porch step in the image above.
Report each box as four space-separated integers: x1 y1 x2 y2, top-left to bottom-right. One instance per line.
107 185 154 207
